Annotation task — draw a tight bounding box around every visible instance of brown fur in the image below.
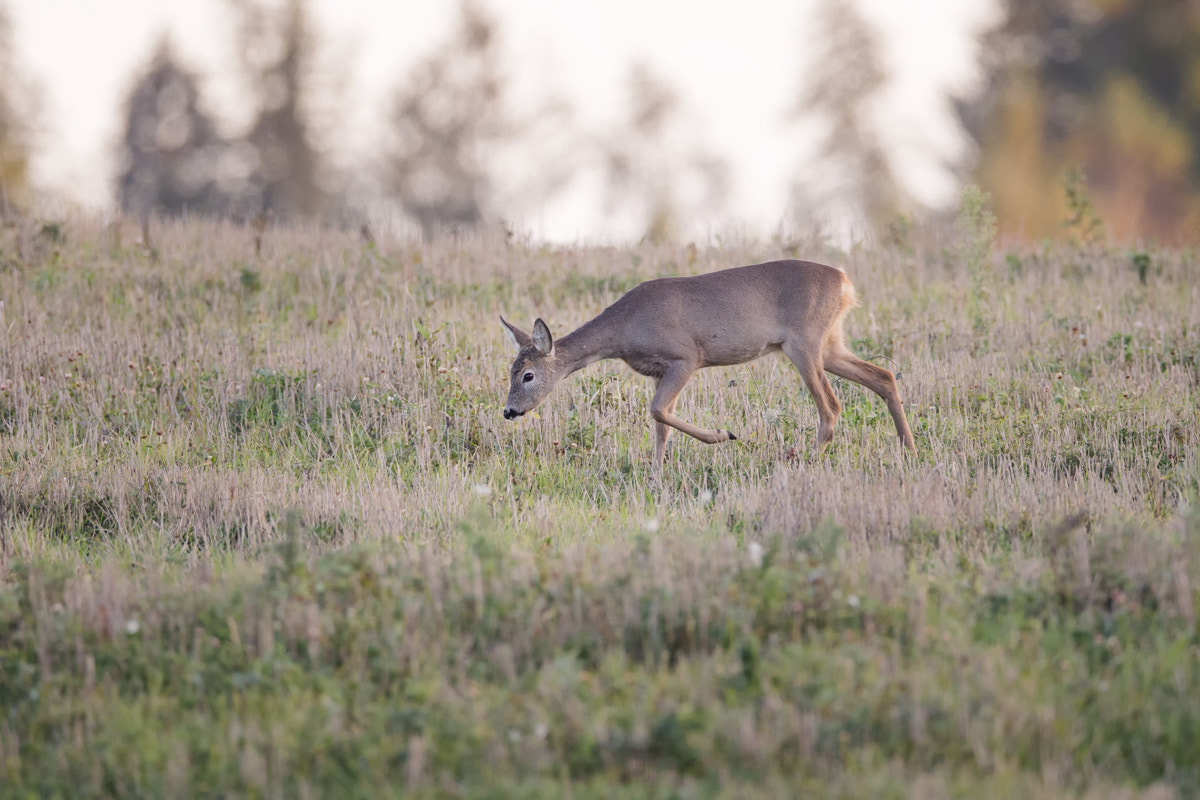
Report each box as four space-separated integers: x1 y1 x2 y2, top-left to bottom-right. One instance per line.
501 259 915 473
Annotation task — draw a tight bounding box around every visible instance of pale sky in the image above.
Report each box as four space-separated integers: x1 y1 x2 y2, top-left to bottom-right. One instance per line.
7 0 1000 241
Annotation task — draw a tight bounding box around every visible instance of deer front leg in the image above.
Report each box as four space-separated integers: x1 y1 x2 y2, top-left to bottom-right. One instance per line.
653 393 679 468
650 363 738 471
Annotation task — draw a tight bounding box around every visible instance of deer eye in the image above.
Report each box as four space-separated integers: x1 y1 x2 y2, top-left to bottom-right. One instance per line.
522 371 535 383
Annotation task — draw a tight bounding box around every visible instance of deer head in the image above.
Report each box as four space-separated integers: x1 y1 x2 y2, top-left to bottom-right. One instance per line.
500 316 560 419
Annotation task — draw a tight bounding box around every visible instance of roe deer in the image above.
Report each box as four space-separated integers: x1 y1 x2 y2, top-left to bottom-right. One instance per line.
500 259 915 471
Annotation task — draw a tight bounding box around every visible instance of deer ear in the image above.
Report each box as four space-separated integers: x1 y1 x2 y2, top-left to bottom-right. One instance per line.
532 318 554 356
499 315 531 352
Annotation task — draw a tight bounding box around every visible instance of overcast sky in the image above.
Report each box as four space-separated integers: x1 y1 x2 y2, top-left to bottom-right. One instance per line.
7 0 999 241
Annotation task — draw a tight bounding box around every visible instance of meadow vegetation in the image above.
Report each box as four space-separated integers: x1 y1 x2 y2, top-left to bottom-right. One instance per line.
0 211 1198 798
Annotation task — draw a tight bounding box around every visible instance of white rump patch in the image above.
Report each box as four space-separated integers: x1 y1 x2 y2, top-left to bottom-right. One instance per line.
841 276 860 309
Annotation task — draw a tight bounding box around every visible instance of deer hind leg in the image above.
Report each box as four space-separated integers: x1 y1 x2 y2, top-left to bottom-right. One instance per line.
822 344 916 452
650 362 738 469
783 342 841 452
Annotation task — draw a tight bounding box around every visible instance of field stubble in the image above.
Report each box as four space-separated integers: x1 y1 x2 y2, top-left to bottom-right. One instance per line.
1 217 1198 797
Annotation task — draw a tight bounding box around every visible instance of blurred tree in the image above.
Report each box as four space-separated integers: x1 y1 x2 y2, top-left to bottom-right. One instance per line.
384 1 504 239
787 0 906 238
383 1 577 239
227 0 324 220
116 41 231 220
0 4 33 214
600 63 729 243
969 0 1200 242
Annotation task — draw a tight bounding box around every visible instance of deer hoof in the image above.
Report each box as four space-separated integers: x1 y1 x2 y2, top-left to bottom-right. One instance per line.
727 431 738 441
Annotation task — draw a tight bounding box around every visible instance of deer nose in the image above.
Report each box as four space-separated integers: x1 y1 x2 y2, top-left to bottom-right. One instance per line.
503 408 519 420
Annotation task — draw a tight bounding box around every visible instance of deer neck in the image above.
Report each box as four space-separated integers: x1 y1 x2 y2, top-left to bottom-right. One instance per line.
556 313 621 376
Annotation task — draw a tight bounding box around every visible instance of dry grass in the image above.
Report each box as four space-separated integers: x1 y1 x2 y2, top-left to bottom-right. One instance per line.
2 218 1195 553
0 214 1198 796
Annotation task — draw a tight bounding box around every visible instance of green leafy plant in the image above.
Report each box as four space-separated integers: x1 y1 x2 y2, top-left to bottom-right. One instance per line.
1130 251 1151 285
1062 168 1106 246
956 184 997 336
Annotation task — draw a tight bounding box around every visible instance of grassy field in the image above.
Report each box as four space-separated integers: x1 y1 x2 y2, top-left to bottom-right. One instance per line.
1 212 1198 798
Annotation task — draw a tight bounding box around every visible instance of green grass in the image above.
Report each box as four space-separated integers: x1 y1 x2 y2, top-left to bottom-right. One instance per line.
1 215 1198 798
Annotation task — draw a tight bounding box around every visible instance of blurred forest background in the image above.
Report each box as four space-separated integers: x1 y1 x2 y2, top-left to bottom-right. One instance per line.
2 0 1199 244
